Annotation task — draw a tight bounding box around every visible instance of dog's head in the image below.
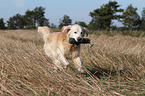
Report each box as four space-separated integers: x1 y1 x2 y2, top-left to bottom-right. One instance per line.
62 24 89 42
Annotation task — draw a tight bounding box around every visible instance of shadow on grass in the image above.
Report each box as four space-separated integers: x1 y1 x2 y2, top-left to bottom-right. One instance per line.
85 66 124 79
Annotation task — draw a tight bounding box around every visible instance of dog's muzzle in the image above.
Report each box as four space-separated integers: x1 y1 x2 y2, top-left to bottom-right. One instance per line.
77 37 83 42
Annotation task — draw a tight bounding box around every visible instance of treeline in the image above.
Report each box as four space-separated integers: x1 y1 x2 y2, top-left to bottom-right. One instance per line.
0 7 49 29
0 1 145 31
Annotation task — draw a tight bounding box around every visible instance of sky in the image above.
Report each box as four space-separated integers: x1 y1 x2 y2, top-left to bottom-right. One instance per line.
0 0 145 27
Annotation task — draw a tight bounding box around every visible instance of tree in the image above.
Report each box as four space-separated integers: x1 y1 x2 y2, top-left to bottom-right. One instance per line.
140 8 145 30
24 10 36 29
50 23 57 28
142 8 145 20
7 16 16 29
59 15 72 28
33 7 49 27
122 4 141 30
7 14 24 29
75 21 87 28
89 1 124 30
24 7 49 29
7 7 49 29
0 18 6 29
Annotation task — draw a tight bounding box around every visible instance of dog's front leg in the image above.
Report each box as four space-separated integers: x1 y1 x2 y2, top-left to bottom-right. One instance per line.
72 46 84 73
73 57 84 73
44 50 63 70
56 48 69 68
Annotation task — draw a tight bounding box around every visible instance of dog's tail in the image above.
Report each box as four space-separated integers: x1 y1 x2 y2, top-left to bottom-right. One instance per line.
38 26 53 42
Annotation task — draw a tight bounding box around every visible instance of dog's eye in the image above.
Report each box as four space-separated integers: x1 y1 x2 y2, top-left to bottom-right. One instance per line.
74 32 77 34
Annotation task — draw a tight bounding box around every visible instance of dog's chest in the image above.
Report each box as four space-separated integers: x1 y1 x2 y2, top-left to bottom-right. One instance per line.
65 44 80 59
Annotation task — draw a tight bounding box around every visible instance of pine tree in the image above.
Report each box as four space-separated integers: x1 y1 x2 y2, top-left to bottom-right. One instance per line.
140 8 145 30
7 7 49 29
59 15 72 28
0 18 6 29
7 14 21 29
122 4 141 30
89 1 124 30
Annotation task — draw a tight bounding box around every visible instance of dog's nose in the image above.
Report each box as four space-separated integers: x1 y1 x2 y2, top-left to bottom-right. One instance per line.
77 37 82 42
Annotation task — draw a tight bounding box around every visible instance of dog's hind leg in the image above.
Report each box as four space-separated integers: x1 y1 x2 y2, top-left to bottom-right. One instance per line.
58 54 69 68
50 56 63 71
53 59 63 70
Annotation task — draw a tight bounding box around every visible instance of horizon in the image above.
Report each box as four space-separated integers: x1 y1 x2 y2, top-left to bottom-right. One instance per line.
0 0 145 27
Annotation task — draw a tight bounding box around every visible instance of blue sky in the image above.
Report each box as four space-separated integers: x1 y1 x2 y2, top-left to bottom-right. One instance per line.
0 0 145 27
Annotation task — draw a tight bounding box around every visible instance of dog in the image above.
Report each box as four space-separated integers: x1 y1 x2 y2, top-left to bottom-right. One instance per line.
38 24 89 73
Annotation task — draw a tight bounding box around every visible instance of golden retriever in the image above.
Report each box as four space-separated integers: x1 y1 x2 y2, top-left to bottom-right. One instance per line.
38 24 89 73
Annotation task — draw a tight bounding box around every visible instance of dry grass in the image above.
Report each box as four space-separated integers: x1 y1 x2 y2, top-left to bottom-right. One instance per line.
0 30 145 96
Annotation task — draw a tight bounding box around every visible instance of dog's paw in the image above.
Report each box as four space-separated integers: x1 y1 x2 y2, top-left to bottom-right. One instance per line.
64 65 67 69
78 68 84 73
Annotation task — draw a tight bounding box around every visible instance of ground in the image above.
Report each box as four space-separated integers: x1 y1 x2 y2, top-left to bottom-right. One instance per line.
0 30 145 95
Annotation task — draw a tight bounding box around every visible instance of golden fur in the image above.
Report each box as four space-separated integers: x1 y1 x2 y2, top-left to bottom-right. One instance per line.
38 24 89 73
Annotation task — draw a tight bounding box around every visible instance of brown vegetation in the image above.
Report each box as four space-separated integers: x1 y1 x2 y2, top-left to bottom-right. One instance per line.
0 30 145 95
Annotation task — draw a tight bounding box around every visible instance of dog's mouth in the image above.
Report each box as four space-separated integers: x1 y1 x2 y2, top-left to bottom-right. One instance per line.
69 38 80 46
75 38 83 46
78 38 83 42
75 38 83 42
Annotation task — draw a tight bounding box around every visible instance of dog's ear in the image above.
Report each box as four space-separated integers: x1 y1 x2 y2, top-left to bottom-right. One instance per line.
83 27 89 37
62 25 72 33
61 26 67 32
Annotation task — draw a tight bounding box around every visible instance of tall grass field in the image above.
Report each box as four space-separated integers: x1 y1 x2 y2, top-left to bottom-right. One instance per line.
0 30 145 96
